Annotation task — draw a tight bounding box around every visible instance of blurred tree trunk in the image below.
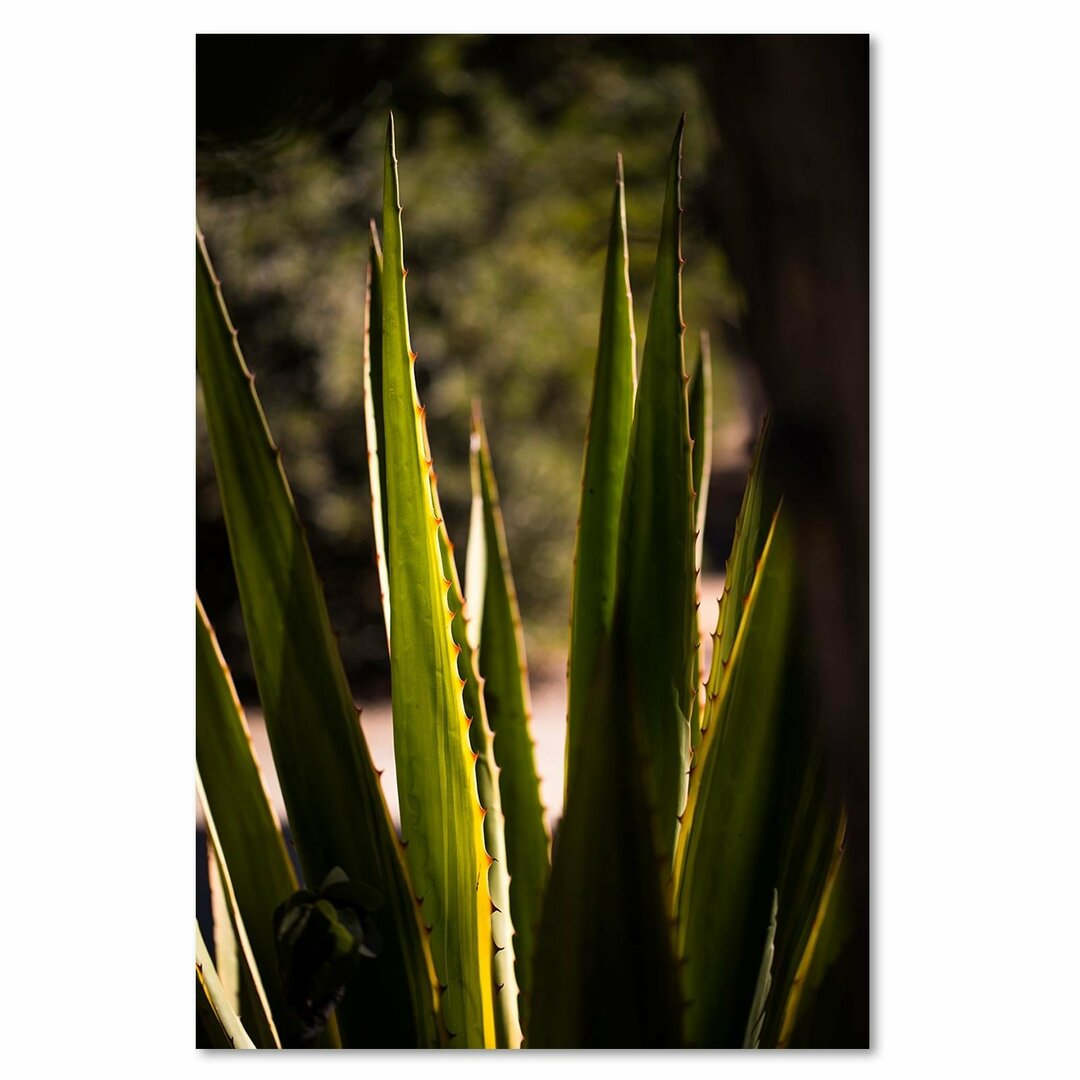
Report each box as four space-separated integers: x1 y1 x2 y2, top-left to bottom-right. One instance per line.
696 35 870 1046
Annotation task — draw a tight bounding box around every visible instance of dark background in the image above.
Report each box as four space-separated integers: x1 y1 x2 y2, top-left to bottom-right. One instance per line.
196 34 868 1044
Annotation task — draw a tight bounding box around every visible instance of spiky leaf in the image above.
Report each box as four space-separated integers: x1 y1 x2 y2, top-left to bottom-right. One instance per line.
197 597 336 1046
689 329 713 568
362 222 391 646
613 116 696 861
775 812 850 1047
674 507 796 1047
565 154 636 797
757 689 846 1050
529 639 684 1048
197 770 281 1048
207 846 240 1015
365 233 521 1049
381 114 495 1048
440 516 522 1049
196 231 438 1048
688 331 713 750
742 889 778 1048
469 404 550 1036
700 416 774 741
363 217 520 1049
444 526 522 1048
197 924 256 1050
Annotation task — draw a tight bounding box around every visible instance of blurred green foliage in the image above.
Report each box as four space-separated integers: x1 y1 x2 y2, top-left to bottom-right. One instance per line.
196 35 748 694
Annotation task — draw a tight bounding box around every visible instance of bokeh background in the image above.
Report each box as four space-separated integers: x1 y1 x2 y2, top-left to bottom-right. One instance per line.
197 35 763 699
196 34 869 1044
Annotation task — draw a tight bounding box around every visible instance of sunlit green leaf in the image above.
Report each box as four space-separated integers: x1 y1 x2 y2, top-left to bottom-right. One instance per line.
197 923 256 1050
380 114 495 1048
469 404 551 1037
362 222 391 647
364 222 521 1050
207 846 240 1017
440 514 523 1049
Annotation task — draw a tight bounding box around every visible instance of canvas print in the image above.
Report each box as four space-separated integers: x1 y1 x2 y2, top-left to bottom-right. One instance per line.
196 34 869 1049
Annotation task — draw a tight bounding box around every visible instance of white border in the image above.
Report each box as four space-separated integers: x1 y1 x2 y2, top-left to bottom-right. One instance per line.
4 7 1078 1073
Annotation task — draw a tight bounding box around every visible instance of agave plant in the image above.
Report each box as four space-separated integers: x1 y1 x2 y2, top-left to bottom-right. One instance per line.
195 113 851 1050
